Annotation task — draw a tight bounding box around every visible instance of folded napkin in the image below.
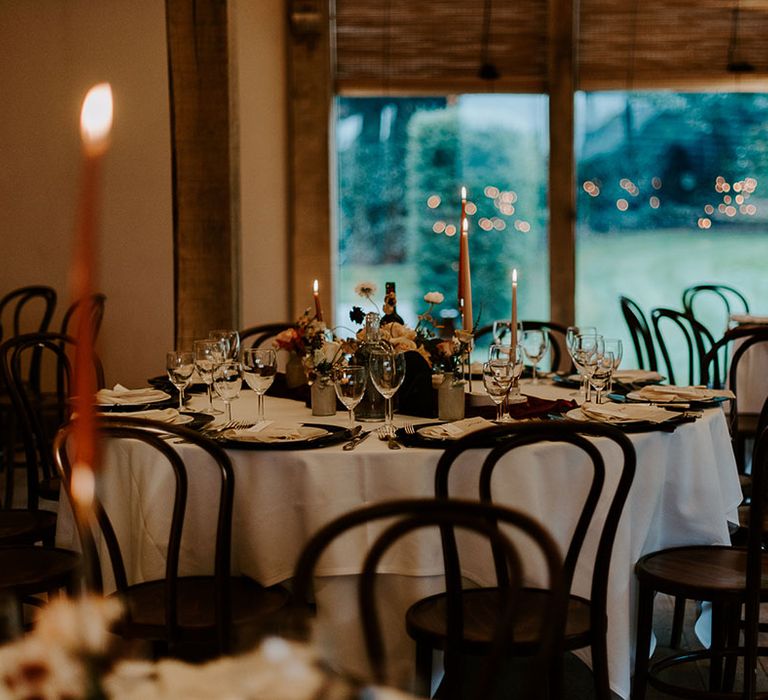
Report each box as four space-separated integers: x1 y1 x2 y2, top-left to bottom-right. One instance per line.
634 385 734 402
731 313 768 325
129 408 192 425
225 423 328 443
96 384 170 405
579 402 675 424
418 416 495 440
613 369 664 383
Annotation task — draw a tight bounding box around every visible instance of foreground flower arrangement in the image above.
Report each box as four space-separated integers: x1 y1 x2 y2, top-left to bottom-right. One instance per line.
0 596 416 700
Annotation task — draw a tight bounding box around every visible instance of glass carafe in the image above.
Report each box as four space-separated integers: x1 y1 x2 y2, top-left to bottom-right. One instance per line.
354 312 386 421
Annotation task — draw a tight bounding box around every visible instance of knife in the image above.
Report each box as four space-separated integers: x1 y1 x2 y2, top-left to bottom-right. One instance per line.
343 429 372 451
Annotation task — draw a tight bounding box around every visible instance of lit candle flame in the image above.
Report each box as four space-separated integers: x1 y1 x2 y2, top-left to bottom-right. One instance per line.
313 279 319 294
80 83 113 155
513 268 518 284
461 186 467 201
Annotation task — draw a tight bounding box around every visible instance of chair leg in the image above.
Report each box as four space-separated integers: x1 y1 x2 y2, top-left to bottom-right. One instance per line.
591 625 612 700
632 582 654 700
722 602 741 692
709 602 726 691
414 640 433 698
670 596 685 648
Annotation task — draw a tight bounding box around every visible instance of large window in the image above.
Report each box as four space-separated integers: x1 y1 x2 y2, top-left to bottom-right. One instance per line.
334 95 549 353
575 92 768 368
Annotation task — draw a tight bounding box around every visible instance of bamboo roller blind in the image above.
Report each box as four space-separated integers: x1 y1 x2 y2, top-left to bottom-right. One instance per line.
332 0 768 93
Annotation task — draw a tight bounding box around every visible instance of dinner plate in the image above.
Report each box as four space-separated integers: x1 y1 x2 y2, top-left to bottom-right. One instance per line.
562 407 696 433
128 408 195 425
625 391 727 406
395 421 505 449
218 423 352 450
96 390 175 412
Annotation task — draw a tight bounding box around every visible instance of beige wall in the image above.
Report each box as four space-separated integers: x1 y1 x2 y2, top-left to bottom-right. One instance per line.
0 0 290 386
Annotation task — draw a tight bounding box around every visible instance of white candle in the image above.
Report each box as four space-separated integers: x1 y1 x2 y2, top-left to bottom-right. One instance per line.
313 279 323 322
458 186 467 322
460 218 473 332
511 268 518 352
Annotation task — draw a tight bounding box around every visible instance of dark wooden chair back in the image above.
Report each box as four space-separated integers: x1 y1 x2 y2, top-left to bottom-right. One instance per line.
682 283 750 338
291 498 566 699
59 293 107 340
620 296 658 370
239 323 293 351
650 307 716 386
0 332 104 509
54 416 237 651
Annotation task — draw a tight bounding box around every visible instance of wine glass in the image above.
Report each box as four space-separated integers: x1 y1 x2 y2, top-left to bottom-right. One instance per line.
587 351 614 405
368 350 406 432
521 330 549 384
166 350 195 411
568 332 603 399
492 320 522 345
193 339 226 414
334 365 367 427
209 330 240 361
603 338 624 392
483 361 514 422
213 360 242 422
241 348 278 422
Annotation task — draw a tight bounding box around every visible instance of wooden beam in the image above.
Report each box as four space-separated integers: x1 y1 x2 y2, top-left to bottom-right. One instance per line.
286 0 332 320
548 0 578 326
166 0 239 349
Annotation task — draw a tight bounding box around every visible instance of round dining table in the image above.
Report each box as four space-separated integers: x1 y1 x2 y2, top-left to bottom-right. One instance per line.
56 379 741 699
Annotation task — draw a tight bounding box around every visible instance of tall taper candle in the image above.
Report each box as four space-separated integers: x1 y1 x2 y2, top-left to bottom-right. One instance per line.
313 279 324 322
511 268 518 352
460 218 473 332
458 186 467 316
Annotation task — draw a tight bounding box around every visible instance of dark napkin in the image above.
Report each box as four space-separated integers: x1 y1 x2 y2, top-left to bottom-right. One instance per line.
467 395 577 421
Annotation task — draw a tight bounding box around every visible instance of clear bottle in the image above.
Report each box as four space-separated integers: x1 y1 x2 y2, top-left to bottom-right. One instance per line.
355 312 386 421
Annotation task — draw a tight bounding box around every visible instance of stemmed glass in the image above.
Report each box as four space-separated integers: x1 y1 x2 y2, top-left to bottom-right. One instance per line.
334 365 367 427
193 339 227 414
488 343 525 415
483 361 514 422
586 351 614 405
568 332 603 400
368 350 406 432
209 330 240 361
213 360 242 422
166 350 195 411
603 338 624 393
241 348 278 422
492 320 522 346
521 330 549 384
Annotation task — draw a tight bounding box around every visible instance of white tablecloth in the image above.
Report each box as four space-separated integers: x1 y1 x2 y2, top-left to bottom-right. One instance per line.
57 383 741 699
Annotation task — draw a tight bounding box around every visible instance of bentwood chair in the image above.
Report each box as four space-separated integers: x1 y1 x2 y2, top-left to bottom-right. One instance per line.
633 425 768 700
620 296 658 371
59 293 106 341
683 283 750 339
239 322 293 351
702 326 768 473
290 498 567 700
54 416 290 658
0 332 104 510
405 422 636 700
650 307 716 386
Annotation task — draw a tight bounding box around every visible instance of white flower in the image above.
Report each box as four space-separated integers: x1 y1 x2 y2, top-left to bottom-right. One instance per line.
354 281 378 298
424 291 444 305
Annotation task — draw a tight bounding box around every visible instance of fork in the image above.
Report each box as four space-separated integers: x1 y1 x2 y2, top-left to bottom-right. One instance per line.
376 426 402 450
403 423 416 435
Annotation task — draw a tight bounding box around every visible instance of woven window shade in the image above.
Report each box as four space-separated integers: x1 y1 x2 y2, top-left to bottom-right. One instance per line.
332 0 768 94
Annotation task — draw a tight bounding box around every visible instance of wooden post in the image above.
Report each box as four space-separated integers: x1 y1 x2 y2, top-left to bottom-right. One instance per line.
286 0 332 321
548 0 578 326
166 0 239 349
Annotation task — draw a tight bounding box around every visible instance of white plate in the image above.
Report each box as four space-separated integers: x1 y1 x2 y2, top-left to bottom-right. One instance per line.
222 425 329 443
96 389 171 406
565 407 646 424
129 408 193 425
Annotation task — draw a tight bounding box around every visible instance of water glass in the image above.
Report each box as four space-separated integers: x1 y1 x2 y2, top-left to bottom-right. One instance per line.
241 348 278 421
209 329 241 361
334 365 367 426
483 361 514 422
587 351 614 405
166 350 195 410
603 338 624 392
213 360 242 422
521 329 549 383
368 350 406 430
492 320 522 346
193 339 227 414
568 333 604 399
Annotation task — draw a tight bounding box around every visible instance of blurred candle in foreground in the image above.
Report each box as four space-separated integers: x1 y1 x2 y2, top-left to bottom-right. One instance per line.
460 217 473 332
71 82 113 514
313 279 323 322
511 269 518 352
